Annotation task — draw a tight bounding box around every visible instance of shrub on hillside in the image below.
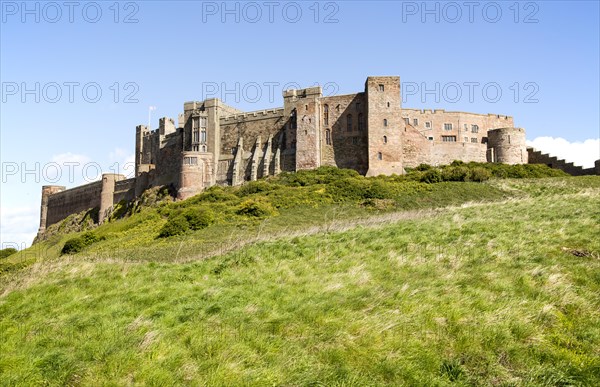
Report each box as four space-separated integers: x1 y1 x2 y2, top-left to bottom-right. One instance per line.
236 180 277 197
182 208 214 230
0 248 17 259
236 198 278 218
415 163 432 171
470 167 492 182
275 166 360 187
420 169 443 183
158 214 190 238
442 166 471 182
61 232 103 255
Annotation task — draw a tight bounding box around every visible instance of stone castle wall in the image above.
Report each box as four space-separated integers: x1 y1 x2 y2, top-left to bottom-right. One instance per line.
37 75 543 237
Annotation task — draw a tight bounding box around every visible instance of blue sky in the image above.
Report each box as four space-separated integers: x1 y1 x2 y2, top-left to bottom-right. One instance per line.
1 0 599 248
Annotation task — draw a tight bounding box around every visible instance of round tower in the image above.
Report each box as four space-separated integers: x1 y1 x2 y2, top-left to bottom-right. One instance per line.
487 127 527 164
177 151 205 200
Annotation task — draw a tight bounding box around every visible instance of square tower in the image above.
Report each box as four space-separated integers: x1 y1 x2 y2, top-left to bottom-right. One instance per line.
365 76 403 176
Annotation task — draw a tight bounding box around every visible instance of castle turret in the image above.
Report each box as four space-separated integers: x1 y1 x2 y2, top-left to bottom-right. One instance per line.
487 127 527 164
99 173 124 224
177 151 209 200
37 185 66 237
365 76 403 176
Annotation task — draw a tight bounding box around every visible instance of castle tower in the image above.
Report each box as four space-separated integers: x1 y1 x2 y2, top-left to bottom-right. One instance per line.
487 128 528 164
283 86 322 171
37 185 66 237
365 76 403 176
135 124 150 177
177 151 211 200
99 173 124 224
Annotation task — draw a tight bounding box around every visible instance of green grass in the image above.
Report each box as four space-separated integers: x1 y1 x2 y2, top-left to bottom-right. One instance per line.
0 174 598 385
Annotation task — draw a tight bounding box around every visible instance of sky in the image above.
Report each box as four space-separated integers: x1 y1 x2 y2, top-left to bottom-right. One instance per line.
1 0 599 248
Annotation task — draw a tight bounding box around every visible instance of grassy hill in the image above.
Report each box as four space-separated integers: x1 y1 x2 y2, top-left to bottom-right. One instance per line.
1 164 599 385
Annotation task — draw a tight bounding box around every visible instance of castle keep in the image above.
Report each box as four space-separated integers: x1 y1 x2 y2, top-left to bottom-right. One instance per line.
37 76 529 237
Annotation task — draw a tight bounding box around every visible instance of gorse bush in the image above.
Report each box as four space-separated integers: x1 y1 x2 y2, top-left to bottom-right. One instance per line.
158 208 215 238
61 232 103 255
0 248 17 259
236 198 278 218
411 161 565 183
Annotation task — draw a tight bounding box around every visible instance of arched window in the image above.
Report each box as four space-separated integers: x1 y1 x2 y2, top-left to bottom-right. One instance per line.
377 152 383 160
323 104 329 126
325 129 331 145
383 119 388 127
347 114 352 132
200 129 207 143
383 136 388 144
358 113 364 131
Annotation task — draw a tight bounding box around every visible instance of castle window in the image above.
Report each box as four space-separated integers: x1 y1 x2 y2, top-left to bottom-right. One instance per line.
444 123 453 131
201 130 207 143
202 145 207 152
305 104 308 111
471 138 478 143
200 117 207 128
464 136 469 142
379 84 384 92
193 145 199 152
425 121 431 128
347 114 353 132
193 130 199 143
383 119 388 127
464 124 468 130
358 113 364 131
383 135 388 144
471 125 479 133
184 156 198 165
413 119 418 126
323 104 329 126
377 152 383 160
428 136 434 141
404 118 410 125
352 136 358 145
442 135 457 142
192 117 199 129
290 109 297 130
387 102 390 108
325 129 331 145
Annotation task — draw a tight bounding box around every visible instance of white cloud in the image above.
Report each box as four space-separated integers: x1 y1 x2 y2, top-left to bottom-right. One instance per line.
51 152 91 165
108 148 135 178
0 206 39 249
526 137 600 168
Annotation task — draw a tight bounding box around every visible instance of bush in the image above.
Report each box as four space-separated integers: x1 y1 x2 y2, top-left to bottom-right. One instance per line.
415 163 432 171
158 215 190 238
236 199 278 218
442 166 471 182
420 169 443 183
236 181 277 197
470 167 492 182
182 208 214 230
0 248 17 259
61 232 103 255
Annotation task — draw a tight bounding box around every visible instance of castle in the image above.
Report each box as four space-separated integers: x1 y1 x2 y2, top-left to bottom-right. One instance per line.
37 76 530 238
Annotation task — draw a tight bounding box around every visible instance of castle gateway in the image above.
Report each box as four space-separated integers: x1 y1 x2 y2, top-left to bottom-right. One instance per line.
37 76 527 237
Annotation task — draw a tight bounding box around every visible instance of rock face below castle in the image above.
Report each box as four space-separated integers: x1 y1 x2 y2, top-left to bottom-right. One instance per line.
37 76 528 238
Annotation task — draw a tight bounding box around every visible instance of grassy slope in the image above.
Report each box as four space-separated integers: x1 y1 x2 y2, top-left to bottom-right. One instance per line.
0 176 599 385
